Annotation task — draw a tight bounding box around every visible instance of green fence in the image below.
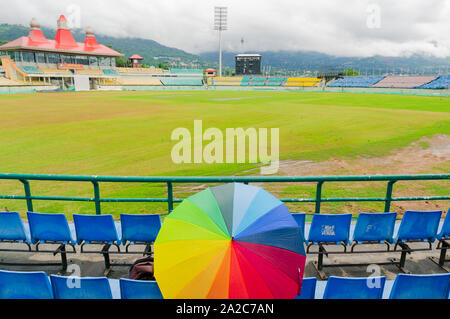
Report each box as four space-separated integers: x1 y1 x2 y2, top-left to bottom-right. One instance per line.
0 173 448 215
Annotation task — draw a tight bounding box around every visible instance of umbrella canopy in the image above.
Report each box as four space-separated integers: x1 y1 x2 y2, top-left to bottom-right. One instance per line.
154 183 306 299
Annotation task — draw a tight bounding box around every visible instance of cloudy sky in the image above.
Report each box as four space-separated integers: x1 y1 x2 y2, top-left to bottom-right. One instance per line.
1 0 449 57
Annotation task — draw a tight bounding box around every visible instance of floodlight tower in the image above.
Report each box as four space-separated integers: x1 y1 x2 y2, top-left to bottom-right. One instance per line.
214 6 228 77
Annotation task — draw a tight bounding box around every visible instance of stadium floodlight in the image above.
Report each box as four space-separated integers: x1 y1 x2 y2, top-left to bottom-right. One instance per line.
214 6 228 77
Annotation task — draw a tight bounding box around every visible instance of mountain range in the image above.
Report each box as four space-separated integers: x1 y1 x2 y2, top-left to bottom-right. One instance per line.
1 24 449 75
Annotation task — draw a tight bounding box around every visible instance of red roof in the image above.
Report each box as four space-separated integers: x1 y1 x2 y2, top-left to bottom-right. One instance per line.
205 68 217 72
129 54 144 60
0 15 122 57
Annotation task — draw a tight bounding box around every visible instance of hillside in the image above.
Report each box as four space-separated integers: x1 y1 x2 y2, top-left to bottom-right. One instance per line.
0 24 211 68
200 51 450 75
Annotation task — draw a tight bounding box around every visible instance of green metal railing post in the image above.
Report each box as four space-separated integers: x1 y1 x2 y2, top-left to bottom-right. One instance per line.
315 181 324 214
384 180 397 212
20 179 33 212
92 181 101 215
167 182 174 213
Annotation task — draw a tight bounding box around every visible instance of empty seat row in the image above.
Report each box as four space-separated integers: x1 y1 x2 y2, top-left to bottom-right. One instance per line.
292 210 449 246
328 76 385 88
297 273 450 299
371 76 437 88
416 76 450 89
0 270 162 299
293 210 449 275
0 212 162 272
1 270 448 299
0 212 161 247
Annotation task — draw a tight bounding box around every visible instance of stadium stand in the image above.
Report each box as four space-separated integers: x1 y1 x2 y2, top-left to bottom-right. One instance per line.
50 275 113 299
323 276 386 299
38 67 71 75
265 77 286 86
285 77 322 87
389 273 450 299
0 77 27 86
209 77 243 86
240 76 252 86
76 68 104 76
0 270 53 299
328 76 384 87
170 68 203 75
117 67 165 75
102 69 120 76
119 279 163 299
371 76 437 88
160 78 203 86
417 76 450 89
18 66 43 75
295 277 317 299
119 78 163 86
249 77 268 86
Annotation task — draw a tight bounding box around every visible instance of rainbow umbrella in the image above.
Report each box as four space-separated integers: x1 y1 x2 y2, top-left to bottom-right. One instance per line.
154 183 306 299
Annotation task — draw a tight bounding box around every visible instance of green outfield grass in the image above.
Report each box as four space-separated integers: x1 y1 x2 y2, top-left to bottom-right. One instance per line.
0 90 449 216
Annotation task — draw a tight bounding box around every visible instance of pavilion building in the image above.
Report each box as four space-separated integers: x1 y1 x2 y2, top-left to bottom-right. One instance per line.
0 15 123 89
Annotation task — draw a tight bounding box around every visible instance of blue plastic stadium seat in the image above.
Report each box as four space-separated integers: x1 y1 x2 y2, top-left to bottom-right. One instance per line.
50 275 113 299
119 279 163 299
0 270 53 299
417 76 450 89
120 214 161 245
352 212 397 244
393 210 442 243
323 276 386 299
328 76 384 88
0 212 30 244
389 273 450 299
307 214 352 245
437 209 450 240
295 277 317 299
73 214 120 245
27 212 75 245
292 213 306 242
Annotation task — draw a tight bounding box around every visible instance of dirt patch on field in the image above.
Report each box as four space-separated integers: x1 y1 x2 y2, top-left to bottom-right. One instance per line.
278 134 450 176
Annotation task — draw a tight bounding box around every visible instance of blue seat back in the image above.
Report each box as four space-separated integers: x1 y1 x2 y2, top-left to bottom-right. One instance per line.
73 214 119 244
119 279 163 299
0 212 27 242
120 214 161 244
50 275 112 299
353 212 397 243
27 212 73 244
0 270 53 299
295 277 317 299
389 273 450 299
396 210 442 242
292 213 306 242
324 276 386 299
437 209 450 239
308 214 352 244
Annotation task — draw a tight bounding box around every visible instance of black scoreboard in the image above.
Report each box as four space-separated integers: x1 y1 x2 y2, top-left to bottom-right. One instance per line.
235 54 261 75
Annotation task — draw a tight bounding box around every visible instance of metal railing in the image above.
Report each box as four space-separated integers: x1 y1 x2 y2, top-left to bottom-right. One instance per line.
0 173 448 215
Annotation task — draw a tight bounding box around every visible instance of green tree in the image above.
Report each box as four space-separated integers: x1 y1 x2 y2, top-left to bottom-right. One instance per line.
342 68 359 76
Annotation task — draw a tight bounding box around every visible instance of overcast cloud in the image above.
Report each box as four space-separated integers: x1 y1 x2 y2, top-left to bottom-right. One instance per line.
1 0 449 57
